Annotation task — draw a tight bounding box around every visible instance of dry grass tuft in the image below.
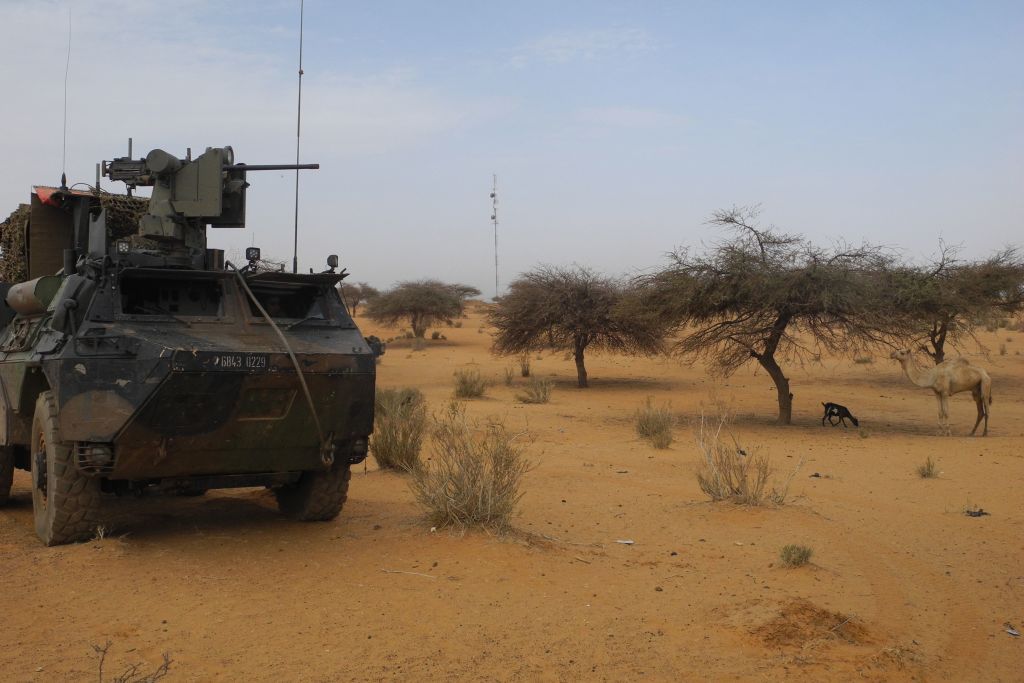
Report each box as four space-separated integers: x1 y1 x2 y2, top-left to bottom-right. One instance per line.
517 377 553 404
408 403 532 531
519 354 532 377
695 411 800 505
635 397 674 448
916 456 939 479
453 369 487 398
371 388 428 470
780 544 813 567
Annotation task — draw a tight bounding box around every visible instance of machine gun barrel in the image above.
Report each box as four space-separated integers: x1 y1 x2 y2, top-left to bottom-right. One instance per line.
226 163 320 171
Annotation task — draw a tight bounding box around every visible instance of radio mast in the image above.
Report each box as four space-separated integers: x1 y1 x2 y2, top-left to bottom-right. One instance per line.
490 174 499 300
291 0 305 274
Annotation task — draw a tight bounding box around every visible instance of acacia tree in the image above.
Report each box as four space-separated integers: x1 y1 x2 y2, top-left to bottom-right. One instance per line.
366 279 480 338
490 265 667 388
888 245 1024 363
339 281 380 316
646 208 900 424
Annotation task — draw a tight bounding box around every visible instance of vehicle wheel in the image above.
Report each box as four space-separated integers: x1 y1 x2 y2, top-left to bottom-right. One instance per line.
0 446 13 506
31 391 102 546
274 460 351 521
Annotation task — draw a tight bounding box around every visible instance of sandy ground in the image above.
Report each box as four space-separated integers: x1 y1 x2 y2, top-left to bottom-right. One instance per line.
1 309 1022 681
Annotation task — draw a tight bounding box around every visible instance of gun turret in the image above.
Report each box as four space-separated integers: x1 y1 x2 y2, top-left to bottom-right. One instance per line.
102 146 318 241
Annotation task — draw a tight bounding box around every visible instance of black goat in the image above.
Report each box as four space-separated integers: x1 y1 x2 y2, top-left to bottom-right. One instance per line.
821 402 859 428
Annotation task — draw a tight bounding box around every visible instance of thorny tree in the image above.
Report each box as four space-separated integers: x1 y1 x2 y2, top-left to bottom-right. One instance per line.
888 244 1024 363
338 281 380 316
645 207 901 424
365 279 480 338
490 265 667 388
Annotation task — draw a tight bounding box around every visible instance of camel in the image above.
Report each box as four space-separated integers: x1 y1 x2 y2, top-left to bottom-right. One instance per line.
890 349 992 436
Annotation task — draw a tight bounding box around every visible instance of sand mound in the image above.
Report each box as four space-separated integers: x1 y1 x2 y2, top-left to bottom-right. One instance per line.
754 598 870 648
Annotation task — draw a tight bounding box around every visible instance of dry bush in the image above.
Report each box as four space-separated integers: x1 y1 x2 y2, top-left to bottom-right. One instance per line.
635 397 674 448
408 403 531 531
93 640 172 682
517 377 553 404
453 369 487 398
780 544 813 567
504 365 515 386
371 388 428 470
519 354 532 377
916 456 938 479
695 411 799 505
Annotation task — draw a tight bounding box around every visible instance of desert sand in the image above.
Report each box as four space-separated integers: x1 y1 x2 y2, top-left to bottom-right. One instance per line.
1 307 1022 681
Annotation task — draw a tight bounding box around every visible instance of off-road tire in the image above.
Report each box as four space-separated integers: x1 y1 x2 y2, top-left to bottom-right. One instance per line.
0 446 13 506
31 391 102 546
274 461 351 521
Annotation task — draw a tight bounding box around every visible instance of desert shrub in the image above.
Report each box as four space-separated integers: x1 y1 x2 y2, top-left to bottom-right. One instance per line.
453 369 487 398
517 377 553 404
853 355 874 364
519 354 531 377
695 412 799 505
779 544 813 567
92 640 172 683
504 366 515 386
408 403 531 531
370 388 428 470
431 330 442 340
916 456 938 479
635 397 674 448
453 321 463 328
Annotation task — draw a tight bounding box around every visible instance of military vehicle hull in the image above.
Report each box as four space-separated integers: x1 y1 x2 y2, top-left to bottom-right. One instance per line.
0 147 381 545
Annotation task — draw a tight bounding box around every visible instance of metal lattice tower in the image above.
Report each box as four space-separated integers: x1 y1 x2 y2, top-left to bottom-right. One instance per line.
490 174 499 300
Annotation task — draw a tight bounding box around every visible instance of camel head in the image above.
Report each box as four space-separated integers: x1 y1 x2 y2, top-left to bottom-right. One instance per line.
890 348 912 362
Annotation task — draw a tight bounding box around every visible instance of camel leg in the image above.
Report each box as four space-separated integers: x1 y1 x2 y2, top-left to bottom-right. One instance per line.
937 393 951 436
972 386 989 436
970 389 984 436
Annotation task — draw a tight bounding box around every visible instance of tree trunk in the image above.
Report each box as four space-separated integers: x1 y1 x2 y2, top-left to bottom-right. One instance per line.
574 337 589 388
927 319 948 364
759 355 792 425
411 313 427 338
756 313 793 425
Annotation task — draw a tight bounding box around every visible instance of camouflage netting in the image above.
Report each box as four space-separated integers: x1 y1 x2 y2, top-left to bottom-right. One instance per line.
0 204 30 283
99 193 150 240
0 193 149 282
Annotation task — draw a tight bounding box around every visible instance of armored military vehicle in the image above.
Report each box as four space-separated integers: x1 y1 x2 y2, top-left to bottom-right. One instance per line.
0 145 380 545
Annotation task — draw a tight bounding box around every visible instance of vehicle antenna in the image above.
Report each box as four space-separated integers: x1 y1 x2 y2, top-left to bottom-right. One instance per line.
490 174 499 300
60 6 72 190
291 0 305 274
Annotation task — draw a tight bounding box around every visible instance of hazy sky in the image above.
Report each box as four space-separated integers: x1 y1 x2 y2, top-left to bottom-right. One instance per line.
2 1 1021 297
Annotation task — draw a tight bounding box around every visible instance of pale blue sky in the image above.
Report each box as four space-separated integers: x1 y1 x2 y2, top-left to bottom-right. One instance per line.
1 1 1021 297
